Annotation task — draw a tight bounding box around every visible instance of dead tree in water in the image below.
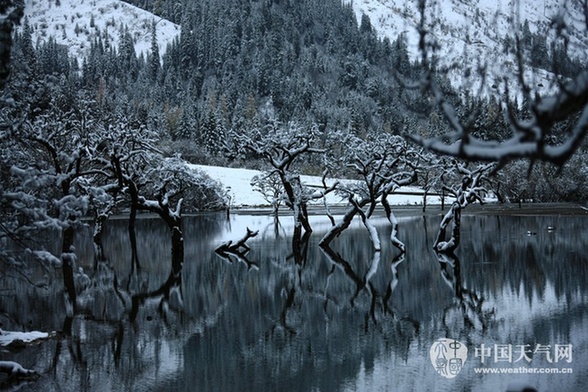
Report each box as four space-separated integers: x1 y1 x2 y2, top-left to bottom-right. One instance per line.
434 162 495 253
239 125 336 234
215 227 260 270
101 125 225 289
320 133 418 253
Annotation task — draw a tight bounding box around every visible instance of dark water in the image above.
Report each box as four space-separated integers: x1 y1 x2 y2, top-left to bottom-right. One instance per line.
1 212 587 391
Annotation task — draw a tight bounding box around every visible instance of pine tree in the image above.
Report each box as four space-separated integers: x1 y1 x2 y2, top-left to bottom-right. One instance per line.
202 110 220 156
150 21 160 81
530 32 549 69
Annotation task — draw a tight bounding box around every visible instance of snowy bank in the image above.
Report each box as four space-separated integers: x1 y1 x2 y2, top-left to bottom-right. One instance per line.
190 164 441 208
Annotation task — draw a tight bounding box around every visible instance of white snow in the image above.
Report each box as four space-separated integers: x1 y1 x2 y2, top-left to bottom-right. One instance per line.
346 0 587 99
0 329 49 346
23 0 180 62
190 164 442 208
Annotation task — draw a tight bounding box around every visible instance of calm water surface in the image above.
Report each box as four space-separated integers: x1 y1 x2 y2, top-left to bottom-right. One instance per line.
1 211 587 391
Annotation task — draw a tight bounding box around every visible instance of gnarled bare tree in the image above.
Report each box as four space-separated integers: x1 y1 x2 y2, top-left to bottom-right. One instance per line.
320 132 418 253
434 162 495 253
239 124 336 234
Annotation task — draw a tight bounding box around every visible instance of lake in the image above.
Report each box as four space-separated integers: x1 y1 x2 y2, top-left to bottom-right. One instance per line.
1 210 587 391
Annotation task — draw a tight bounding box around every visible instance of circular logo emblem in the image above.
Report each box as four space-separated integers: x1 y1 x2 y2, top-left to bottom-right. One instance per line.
430 338 468 378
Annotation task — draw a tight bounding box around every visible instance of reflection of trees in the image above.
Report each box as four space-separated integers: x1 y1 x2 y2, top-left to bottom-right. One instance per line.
2 214 588 390
0 213 217 389
435 251 494 332
320 243 418 331
181 222 420 392
129 270 183 323
268 224 310 335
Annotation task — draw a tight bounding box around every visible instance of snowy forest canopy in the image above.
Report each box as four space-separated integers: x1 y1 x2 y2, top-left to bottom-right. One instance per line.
0 0 587 384
1 0 587 231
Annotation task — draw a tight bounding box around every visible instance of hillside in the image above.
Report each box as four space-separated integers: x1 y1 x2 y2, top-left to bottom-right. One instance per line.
9 0 587 195
347 0 587 97
22 0 585 100
23 0 180 60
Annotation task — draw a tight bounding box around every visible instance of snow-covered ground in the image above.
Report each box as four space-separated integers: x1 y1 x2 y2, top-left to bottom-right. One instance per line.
191 164 440 208
23 0 180 61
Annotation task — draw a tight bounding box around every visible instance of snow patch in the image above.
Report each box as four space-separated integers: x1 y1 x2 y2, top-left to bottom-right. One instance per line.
0 329 50 346
190 164 437 208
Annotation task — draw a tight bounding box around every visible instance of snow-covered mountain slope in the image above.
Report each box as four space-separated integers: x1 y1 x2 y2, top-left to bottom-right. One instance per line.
23 0 180 61
348 0 587 97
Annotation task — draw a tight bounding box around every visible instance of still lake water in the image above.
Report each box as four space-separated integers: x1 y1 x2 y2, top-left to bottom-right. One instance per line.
2 211 588 391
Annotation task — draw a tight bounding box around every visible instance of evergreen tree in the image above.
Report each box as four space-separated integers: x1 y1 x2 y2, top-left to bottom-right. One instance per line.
530 32 549 69
202 109 220 156
150 21 160 80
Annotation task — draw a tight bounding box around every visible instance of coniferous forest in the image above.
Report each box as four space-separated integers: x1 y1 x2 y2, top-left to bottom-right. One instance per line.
6 0 586 203
1 1 588 389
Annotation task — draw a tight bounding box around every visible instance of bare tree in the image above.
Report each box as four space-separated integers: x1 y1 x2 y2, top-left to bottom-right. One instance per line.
251 170 283 215
320 132 418 253
239 124 336 233
7 103 105 312
434 162 495 253
103 124 226 289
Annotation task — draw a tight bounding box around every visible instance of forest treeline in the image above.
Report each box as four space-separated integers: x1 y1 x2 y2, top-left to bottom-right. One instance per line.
6 0 588 202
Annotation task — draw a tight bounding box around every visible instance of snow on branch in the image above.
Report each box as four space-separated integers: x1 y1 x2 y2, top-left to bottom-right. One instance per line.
0 329 50 347
215 228 260 270
434 162 495 253
237 124 327 233
321 132 418 250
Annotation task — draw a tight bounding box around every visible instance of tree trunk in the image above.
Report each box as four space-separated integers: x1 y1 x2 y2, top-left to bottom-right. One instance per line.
382 193 405 253
434 202 461 253
61 225 77 313
441 188 445 211
93 212 108 270
128 204 141 272
422 188 428 213
319 203 358 246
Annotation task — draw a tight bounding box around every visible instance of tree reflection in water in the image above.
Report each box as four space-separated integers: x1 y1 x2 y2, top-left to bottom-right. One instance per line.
0 213 587 391
435 250 494 332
